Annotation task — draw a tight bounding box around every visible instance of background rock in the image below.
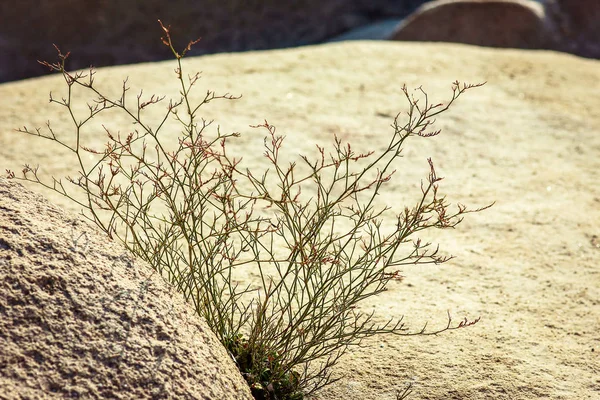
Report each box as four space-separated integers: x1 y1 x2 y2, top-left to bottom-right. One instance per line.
389 0 599 58
547 0 600 58
0 0 429 83
0 179 253 399
389 0 558 50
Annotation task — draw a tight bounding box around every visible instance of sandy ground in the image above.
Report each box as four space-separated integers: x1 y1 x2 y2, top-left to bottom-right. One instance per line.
0 41 599 399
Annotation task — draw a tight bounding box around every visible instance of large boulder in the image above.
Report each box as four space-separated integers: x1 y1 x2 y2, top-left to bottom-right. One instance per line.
389 0 559 50
0 0 429 83
0 179 253 399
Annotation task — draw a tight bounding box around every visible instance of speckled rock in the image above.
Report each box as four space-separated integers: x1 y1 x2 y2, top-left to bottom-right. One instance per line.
0 179 253 400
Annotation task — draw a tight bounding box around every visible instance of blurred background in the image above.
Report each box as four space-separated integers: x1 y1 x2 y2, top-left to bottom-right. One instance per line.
0 0 596 83
0 0 429 83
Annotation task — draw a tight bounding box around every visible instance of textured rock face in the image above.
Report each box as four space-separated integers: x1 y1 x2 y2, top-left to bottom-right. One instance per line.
0 179 253 399
390 0 557 50
0 0 428 83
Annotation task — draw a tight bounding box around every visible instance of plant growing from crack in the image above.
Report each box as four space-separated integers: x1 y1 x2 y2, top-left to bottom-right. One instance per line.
8 21 490 399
